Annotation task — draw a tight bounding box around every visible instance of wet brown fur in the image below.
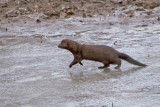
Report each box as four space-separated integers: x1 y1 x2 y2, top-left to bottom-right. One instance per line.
58 39 147 69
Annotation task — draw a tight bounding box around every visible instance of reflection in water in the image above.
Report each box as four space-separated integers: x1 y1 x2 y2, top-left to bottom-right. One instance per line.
69 67 145 83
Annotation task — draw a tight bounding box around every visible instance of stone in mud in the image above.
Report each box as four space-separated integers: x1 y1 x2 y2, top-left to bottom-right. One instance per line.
109 22 114 25
136 7 145 11
135 2 143 7
36 19 41 23
81 1 84 7
60 4 72 11
82 12 87 18
16 0 27 5
91 0 105 4
52 11 60 17
0 2 7 8
148 3 159 9
63 0 71 2
52 3 59 8
4 6 33 18
60 12 66 18
18 7 32 15
44 11 53 17
88 14 93 17
5 10 20 18
60 3 77 18
48 0 54 2
34 5 39 10
43 10 60 18
125 10 134 17
39 13 50 19
60 3 78 12
145 11 152 15
66 10 74 15
25 0 40 3
134 1 160 9
110 0 130 5
65 11 74 18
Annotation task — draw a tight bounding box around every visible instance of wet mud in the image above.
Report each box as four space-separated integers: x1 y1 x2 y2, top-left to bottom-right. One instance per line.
0 4 160 107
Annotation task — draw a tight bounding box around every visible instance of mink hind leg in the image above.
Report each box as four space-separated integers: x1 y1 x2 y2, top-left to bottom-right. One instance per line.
114 59 121 69
98 62 109 69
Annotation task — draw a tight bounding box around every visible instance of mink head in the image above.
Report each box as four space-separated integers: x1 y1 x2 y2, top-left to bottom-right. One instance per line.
58 39 79 53
58 39 69 49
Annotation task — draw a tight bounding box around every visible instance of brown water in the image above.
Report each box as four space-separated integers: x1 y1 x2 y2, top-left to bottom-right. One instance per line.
0 15 160 107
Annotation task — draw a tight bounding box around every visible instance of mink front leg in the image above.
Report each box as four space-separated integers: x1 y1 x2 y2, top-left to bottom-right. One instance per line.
69 58 79 68
79 62 83 66
69 55 83 68
69 59 83 68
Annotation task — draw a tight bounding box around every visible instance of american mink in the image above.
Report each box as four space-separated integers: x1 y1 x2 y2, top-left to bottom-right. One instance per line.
58 39 147 69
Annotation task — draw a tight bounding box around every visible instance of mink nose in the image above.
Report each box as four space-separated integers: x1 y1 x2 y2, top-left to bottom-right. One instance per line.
58 44 62 48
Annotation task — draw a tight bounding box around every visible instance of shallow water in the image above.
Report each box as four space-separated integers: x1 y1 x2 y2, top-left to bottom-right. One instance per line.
0 16 160 107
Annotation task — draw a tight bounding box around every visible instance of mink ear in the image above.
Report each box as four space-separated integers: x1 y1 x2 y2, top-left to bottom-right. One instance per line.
72 43 78 53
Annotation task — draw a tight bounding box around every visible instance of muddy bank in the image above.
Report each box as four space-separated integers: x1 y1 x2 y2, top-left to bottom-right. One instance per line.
1 0 160 34
1 0 160 21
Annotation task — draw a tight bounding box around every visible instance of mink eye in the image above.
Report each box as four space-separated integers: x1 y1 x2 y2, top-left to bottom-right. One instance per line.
62 42 68 47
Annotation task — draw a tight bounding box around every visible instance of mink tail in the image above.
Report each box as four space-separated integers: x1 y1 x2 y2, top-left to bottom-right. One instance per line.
118 52 147 67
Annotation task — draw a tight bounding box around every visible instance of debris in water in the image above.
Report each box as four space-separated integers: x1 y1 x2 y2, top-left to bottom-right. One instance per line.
36 19 41 23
